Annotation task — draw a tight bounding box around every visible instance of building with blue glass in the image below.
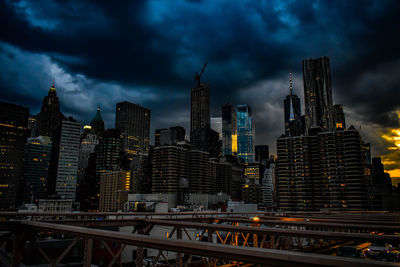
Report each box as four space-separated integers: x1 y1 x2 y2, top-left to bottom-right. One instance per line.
24 136 52 204
236 104 255 164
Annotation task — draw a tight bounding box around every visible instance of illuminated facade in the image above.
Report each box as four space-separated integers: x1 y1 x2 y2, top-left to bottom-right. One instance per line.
303 57 334 132
48 118 81 200
236 104 255 163
99 170 131 212
24 136 52 204
115 101 150 158
0 102 30 210
222 103 237 156
276 127 368 210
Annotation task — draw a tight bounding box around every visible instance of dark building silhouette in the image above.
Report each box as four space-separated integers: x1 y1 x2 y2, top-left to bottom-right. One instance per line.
255 145 269 164
90 106 105 137
333 104 346 129
190 80 210 151
35 83 65 138
131 150 153 193
156 126 186 146
276 127 368 210
222 103 237 156
0 102 30 210
115 102 150 158
284 73 302 136
24 136 52 204
303 57 334 132
170 126 185 142
155 128 167 147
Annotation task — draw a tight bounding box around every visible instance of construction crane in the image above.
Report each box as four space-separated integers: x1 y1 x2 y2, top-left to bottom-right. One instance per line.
194 62 207 87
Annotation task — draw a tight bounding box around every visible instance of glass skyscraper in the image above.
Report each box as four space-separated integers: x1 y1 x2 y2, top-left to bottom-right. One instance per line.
236 104 255 163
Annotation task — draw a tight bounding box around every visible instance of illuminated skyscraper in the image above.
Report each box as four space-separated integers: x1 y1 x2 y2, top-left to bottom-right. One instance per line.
303 56 334 132
35 82 65 138
236 104 255 163
115 101 150 158
0 102 30 210
24 136 52 204
222 103 237 156
284 73 302 136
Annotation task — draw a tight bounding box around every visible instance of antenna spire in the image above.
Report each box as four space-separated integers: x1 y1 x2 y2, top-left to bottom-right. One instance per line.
289 72 293 95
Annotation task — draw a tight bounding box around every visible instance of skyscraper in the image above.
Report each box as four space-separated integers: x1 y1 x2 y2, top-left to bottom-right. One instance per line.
236 104 255 163
222 103 237 156
35 82 65 138
24 136 52 204
115 102 150 158
48 118 81 200
190 81 210 151
303 56 334 132
284 73 302 136
90 106 105 137
333 104 346 129
0 102 30 210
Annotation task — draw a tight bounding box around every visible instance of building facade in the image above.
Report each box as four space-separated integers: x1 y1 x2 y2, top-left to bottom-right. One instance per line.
222 103 237 156
276 127 368 210
0 102 30 210
190 82 211 152
99 170 131 212
236 104 255 163
302 57 334 132
24 136 52 204
48 118 81 200
115 102 150 158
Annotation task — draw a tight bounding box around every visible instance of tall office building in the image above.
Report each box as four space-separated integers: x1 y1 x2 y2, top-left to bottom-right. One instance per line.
302 57 334 132
90 106 105 137
284 73 302 136
276 127 368 210
48 118 81 200
115 102 150 158
35 82 65 138
333 104 346 129
155 128 167 147
0 102 30 210
131 151 152 193
236 104 255 163
255 145 269 164
190 80 210 151
77 131 99 184
24 136 52 204
222 103 237 156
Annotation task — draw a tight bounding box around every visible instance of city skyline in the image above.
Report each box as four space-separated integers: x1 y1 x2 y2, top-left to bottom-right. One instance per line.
1 1 399 181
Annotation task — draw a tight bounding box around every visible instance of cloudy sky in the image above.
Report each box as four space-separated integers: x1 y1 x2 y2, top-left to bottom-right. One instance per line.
1 0 400 180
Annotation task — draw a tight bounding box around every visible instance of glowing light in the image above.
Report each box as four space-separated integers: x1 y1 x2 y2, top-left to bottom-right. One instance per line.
251 216 260 222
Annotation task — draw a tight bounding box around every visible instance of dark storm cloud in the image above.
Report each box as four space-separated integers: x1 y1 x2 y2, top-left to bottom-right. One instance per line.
0 0 400 159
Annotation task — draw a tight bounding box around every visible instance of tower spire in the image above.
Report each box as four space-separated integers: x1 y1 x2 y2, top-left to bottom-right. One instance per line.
289 72 293 95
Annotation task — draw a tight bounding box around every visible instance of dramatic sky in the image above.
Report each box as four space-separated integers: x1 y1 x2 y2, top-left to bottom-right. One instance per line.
1 0 400 180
